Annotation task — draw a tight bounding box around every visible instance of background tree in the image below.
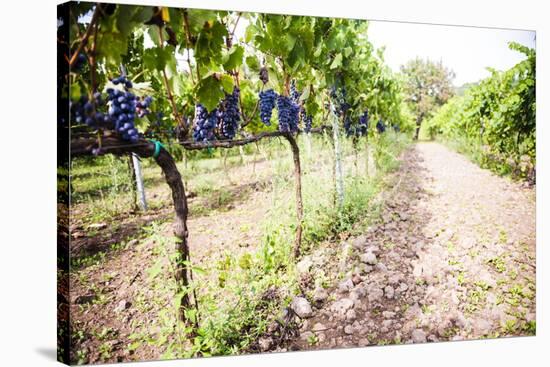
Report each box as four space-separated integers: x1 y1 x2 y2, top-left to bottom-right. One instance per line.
400 58 455 139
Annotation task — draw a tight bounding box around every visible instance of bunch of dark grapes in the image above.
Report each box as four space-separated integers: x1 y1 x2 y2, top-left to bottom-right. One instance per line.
70 75 152 153
290 80 301 103
330 85 350 116
155 112 164 127
301 109 312 133
276 95 300 133
136 96 153 118
376 119 386 133
259 89 277 126
358 110 369 136
112 75 133 89
73 53 87 71
259 66 269 84
192 104 217 142
70 92 109 129
218 88 241 139
106 75 151 143
343 110 369 138
344 115 353 137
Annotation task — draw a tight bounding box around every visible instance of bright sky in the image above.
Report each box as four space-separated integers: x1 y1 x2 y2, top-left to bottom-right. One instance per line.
116 9 536 87
367 20 535 86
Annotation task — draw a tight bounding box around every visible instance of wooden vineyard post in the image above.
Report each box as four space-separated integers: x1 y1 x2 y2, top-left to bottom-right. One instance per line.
305 131 312 163
131 153 148 211
352 136 359 177
283 133 304 258
127 156 139 211
330 103 345 210
365 132 370 177
239 145 246 164
321 129 337 209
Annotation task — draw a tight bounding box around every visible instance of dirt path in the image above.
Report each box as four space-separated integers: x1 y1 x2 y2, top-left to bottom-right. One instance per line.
291 142 535 350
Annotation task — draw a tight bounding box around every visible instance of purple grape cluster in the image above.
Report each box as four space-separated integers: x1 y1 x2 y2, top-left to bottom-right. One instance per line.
259 66 269 84
344 115 353 137
290 80 301 103
112 75 133 89
344 110 369 137
301 109 312 133
358 110 369 136
70 74 152 145
290 81 313 133
376 119 386 133
330 85 351 116
106 75 152 143
70 92 110 129
73 53 87 71
276 95 300 133
259 89 277 126
218 88 241 139
192 104 217 142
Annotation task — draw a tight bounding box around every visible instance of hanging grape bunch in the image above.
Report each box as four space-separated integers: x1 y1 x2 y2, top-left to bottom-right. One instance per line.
259 66 269 84
276 95 300 133
344 115 352 136
218 88 241 139
155 112 164 127
301 109 312 133
358 110 369 136
259 89 277 126
376 119 386 133
192 104 217 142
70 75 152 142
73 53 87 71
330 85 351 116
106 75 152 143
70 92 108 129
290 80 301 103
290 80 312 132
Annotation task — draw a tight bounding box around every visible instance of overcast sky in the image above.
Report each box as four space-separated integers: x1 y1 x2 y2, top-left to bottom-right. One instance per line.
367 20 535 86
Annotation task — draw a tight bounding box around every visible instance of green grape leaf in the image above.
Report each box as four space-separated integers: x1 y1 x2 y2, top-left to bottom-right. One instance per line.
330 53 342 69
196 75 224 111
245 56 260 72
220 74 234 93
143 47 172 71
223 45 244 71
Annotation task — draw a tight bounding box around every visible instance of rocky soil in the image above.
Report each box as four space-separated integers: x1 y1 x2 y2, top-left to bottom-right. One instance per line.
288 142 535 350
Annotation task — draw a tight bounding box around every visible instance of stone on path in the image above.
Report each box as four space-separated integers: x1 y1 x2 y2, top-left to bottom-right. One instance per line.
411 329 427 343
291 297 313 318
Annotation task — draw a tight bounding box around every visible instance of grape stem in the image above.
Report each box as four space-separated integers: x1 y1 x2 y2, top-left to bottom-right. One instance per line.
228 12 242 47
89 15 100 92
68 4 101 67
